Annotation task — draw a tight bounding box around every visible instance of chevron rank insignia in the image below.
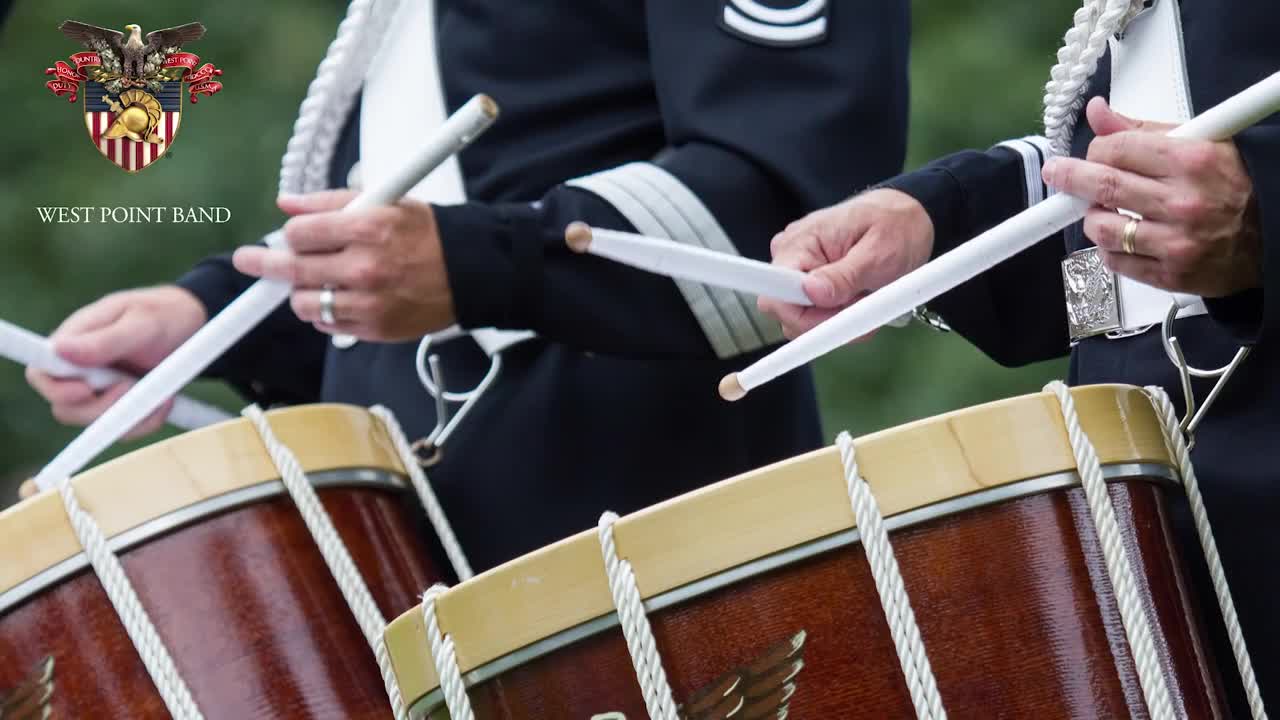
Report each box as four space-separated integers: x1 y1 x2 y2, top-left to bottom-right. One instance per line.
718 0 829 48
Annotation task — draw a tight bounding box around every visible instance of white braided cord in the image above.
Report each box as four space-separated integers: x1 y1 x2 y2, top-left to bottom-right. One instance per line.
597 511 680 720
422 584 476 720
836 432 946 720
1145 386 1268 720
1043 0 1145 156
1045 381 1174 719
279 0 403 195
240 405 407 720
370 405 474 582
56 481 205 719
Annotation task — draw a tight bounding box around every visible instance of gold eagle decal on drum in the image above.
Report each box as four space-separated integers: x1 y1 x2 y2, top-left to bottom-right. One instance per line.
680 630 806 720
0 656 55 720
591 630 806 720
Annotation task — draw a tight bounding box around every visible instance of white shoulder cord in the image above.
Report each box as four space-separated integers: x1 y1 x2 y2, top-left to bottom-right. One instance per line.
241 405 407 720
836 432 947 720
1045 381 1174 719
422 583 476 719
56 481 205 719
597 511 680 720
1043 0 1145 156
279 0 403 195
1145 386 1268 720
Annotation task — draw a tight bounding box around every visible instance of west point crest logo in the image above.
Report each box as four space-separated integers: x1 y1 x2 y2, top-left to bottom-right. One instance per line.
44 21 224 173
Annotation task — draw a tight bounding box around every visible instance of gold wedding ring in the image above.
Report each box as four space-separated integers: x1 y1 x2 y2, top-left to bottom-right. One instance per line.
1121 216 1140 256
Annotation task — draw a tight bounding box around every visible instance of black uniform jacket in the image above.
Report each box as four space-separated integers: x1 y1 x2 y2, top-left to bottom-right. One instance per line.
885 2 1279 710
177 1 910 572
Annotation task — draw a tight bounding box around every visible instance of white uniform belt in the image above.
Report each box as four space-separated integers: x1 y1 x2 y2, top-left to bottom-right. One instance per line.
1062 247 1207 343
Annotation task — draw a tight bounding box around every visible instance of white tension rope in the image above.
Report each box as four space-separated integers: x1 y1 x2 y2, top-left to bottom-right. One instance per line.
836 432 946 720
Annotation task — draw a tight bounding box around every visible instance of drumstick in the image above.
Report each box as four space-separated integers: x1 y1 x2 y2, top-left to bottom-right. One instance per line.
720 71 1280 401
29 94 500 493
563 223 912 326
0 318 231 430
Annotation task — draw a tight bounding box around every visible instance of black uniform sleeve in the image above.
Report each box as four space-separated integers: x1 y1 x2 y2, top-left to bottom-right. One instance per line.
176 255 329 405
881 146 1071 367
436 1 910 359
1203 124 1280 345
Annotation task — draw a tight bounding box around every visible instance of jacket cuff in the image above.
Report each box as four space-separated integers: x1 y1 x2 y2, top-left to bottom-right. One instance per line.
1224 125 1279 344
175 254 252 318
434 201 545 332
879 166 969 259
879 147 1028 260
1203 289 1263 344
173 256 268 383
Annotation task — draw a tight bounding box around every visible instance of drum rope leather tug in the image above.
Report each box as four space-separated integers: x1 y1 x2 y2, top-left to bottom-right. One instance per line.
382 385 1267 718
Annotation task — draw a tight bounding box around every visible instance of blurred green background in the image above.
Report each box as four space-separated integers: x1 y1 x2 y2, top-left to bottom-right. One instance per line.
0 0 1072 505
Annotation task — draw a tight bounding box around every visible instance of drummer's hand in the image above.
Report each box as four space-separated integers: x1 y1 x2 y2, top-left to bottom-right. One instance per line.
1043 97 1262 298
759 188 934 339
232 191 455 342
25 286 205 439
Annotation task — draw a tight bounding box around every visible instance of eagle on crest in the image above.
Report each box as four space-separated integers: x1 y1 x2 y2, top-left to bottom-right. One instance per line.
58 20 205 90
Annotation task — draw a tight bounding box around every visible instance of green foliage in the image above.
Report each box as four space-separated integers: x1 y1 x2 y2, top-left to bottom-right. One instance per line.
0 0 1077 501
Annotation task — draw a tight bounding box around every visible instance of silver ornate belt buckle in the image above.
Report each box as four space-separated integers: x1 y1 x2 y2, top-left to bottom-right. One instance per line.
1062 247 1122 343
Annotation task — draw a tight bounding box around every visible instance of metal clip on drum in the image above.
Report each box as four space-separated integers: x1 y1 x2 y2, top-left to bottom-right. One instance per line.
411 325 534 466
1160 301 1252 449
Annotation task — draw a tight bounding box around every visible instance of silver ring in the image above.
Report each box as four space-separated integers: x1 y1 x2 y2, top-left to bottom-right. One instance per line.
319 285 336 325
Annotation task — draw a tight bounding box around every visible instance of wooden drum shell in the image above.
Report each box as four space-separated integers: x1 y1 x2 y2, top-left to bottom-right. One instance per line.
385 386 1229 719
447 480 1223 719
0 405 444 719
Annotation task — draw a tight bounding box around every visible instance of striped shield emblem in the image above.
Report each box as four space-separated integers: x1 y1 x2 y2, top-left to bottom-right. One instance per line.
718 0 829 48
83 80 182 173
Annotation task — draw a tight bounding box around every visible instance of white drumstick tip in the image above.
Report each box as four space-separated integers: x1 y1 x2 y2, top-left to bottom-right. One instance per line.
476 94 499 120
719 373 746 402
565 221 593 253
19 479 37 500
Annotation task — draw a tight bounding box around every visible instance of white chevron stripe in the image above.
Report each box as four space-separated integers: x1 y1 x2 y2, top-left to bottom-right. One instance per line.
729 0 826 25
722 8 827 44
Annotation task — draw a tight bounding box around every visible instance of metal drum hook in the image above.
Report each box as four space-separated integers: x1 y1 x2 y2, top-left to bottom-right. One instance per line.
1159 301 1251 449
410 328 504 467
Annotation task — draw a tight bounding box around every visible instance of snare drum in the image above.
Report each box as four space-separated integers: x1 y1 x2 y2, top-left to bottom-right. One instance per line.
384 385 1226 718
0 404 444 718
